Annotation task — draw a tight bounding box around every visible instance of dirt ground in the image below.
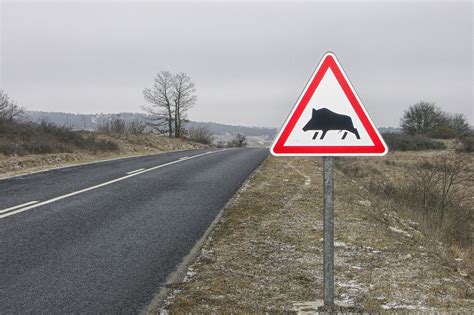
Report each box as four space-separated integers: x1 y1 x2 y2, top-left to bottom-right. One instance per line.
0 134 205 178
156 154 473 313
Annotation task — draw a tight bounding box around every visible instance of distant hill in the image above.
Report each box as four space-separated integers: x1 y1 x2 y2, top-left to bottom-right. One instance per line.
24 110 277 137
379 127 402 134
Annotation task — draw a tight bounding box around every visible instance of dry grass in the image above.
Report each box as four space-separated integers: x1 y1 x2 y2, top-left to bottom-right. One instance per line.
0 133 206 177
158 153 473 313
336 145 473 278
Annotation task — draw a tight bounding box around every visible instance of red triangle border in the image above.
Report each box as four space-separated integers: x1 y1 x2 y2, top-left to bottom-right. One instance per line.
271 53 387 156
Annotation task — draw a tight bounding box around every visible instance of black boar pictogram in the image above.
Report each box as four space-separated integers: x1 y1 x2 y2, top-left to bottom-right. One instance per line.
302 108 360 140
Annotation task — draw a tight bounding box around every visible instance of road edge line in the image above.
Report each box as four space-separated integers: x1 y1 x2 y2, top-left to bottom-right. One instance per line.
142 154 268 315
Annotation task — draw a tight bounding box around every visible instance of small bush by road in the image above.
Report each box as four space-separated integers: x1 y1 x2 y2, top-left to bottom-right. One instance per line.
459 132 474 152
382 133 446 151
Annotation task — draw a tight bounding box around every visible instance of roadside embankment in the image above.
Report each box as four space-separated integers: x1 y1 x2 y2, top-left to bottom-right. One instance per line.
0 133 206 178
156 154 473 313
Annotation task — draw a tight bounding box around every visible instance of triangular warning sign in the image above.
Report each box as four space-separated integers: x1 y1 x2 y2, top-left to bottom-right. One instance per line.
271 52 388 156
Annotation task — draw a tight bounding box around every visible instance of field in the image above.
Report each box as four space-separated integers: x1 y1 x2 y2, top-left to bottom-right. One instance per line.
155 145 473 312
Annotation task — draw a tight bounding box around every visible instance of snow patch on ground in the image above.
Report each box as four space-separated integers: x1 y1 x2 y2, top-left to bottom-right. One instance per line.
183 268 196 282
388 226 412 238
334 241 349 248
381 302 428 310
357 200 372 207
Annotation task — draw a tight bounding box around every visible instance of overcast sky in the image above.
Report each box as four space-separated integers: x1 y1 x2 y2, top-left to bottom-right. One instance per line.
1 0 472 128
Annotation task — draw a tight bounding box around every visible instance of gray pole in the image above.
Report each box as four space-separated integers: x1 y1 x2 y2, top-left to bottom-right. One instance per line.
323 156 334 306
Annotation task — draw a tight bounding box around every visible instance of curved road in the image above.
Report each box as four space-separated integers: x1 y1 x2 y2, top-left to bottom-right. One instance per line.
0 148 268 313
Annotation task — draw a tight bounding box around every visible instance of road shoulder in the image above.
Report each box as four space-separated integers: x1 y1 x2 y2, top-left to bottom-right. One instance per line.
144 154 267 314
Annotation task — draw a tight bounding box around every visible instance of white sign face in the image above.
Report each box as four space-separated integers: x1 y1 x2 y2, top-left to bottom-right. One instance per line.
271 52 388 156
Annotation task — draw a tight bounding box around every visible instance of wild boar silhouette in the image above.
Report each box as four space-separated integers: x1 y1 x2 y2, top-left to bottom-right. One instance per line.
302 108 360 140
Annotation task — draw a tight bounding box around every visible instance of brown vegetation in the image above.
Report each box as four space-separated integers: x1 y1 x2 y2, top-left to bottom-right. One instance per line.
0 120 207 177
0 118 119 156
185 126 214 145
336 145 473 278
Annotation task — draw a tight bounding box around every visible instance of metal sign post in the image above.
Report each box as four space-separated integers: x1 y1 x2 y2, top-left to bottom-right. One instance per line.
322 157 334 306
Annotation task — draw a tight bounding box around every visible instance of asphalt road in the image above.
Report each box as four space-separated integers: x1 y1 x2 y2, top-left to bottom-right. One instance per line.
0 147 268 313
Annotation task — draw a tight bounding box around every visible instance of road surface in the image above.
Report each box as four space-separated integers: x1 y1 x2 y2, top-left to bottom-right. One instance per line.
0 148 268 313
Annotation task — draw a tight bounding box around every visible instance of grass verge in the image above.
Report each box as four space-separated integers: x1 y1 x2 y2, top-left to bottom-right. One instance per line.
0 133 206 177
156 155 473 313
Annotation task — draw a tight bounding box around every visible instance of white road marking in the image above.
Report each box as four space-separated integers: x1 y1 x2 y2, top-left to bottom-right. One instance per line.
179 156 190 160
0 201 39 214
0 150 227 219
126 168 145 175
0 148 196 181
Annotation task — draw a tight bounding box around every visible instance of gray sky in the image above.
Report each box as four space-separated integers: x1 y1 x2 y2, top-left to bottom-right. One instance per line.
1 0 472 128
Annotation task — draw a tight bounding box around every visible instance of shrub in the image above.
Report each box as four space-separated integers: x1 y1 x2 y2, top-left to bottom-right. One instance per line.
382 133 446 151
126 120 146 135
97 117 127 135
226 134 247 147
0 90 23 121
406 154 473 247
351 153 473 249
459 132 474 153
428 124 459 139
400 102 469 138
400 102 445 135
215 141 226 148
447 113 470 135
0 118 118 156
186 126 214 145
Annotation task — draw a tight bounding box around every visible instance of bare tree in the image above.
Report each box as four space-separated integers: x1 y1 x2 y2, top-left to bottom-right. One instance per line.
81 116 88 130
110 117 126 134
127 120 147 135
172 73 196 138
435 153 473 224
97 116 126 135
410 161 440 217
143 71 174 137
0 90 11 117
0 89 23 121
447 113 470 135
143 71 196 138
186 126 214 144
